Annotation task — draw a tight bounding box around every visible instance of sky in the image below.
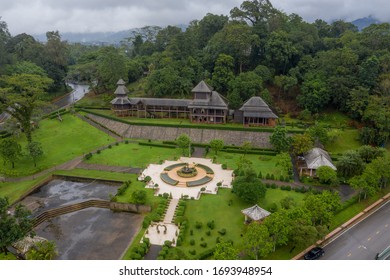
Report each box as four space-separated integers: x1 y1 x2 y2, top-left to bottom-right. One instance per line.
1 0 390 35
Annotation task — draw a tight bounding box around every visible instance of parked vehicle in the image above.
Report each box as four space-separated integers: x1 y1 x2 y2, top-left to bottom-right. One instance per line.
304 247 325 260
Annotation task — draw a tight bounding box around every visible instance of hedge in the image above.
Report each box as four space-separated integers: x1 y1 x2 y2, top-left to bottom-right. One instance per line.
138 142 176 149
221 148 277 156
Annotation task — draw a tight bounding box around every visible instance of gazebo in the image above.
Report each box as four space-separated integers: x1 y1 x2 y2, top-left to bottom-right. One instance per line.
241 204 271 223
300 147 337 176
12 236 48 256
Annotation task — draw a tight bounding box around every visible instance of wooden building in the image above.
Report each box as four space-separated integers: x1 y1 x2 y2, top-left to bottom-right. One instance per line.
110 79 131 117
188 81 229 124
236 96 278 127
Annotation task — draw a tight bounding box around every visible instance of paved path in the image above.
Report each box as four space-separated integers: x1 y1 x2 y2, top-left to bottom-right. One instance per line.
163 199 179 224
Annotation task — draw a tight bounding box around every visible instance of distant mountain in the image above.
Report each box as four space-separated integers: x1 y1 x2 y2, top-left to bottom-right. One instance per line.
33 24 188 45
352 16 382 31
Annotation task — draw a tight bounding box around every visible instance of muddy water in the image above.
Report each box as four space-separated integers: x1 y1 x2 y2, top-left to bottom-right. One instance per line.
21 179 143 260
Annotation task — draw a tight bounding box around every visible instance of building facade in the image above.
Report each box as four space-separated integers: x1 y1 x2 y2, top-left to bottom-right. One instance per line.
111 80 278 126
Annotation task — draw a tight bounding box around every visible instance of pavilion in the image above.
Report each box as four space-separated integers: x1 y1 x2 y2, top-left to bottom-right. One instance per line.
241 204 271 223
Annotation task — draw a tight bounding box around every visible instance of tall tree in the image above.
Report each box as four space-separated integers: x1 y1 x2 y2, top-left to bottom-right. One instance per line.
264 209 291 251
26 141 44 167
242 223 273 259
211 54 235 94
0 74 53 143
176 133 191 156
269 126 291 153
0 138 22 169
43 31 68 90
209 139 224 155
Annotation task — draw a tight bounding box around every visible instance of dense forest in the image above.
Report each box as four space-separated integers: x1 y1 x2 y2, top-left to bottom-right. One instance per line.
0 0 389 146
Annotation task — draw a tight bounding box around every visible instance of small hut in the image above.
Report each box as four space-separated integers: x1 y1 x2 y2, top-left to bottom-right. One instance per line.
300 147 337 177
236 96 278 127
241 204 271 223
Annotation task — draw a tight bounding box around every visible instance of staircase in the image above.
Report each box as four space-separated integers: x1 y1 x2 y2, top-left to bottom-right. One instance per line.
32 200 110 227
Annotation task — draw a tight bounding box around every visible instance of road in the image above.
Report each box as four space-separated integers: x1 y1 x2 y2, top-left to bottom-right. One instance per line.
322 200 390 260
53 83 89 109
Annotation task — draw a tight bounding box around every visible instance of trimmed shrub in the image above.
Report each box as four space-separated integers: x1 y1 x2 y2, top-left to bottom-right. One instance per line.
195 221 203 229
84 153 92 160
218 228 226 236
190 239 195 246
207 220 215 230
200 242 207 248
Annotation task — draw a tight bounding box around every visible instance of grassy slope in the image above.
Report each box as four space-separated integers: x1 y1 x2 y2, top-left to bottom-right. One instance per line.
0 115 115 176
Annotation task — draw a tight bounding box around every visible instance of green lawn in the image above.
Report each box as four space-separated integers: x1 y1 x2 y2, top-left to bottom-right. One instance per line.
0 115 115 177
325 129 361 155
180 187 306 259
211 152 288 179
0 252 17 260
0 175 49 204
86 142 183 168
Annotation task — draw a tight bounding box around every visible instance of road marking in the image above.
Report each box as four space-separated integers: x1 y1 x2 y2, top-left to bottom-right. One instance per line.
367 237 371 241
358 245 367 250
376 231 380 234
347 253 352 257
385 224 388 228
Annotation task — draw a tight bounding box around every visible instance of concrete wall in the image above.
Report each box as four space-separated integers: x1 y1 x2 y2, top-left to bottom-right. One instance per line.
87 114 273 148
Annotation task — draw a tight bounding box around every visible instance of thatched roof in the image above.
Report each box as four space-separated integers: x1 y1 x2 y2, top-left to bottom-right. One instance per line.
304 148 336 170
239 96 278 119
241 204 270 221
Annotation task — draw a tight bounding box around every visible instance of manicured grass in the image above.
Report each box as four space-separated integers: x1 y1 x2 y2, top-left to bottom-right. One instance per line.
325 129 361 155
0 175 49 204
317 111 353 128
180 187 306 259
0 115 115 177
86 142 183 169
211 152 288 179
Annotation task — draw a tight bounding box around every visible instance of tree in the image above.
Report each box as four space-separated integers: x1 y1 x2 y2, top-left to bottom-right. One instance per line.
280 196 297 210
228 71 263 107
95 46 128 92
232 168 266 203
209 139 224 155
0 197 34 254
0 138 22 169
240 141 253 156
26 141 44 167
303 191 340 226
0 74 53 143
336 150 365 179
213 241 239 260
176 133 191 156
242 223 273 259
131 190 147 205
269 126 291 153
275 152 292 176
211 54 235 94
43 31 68 90
297 73 330 113
290 133 314 156
26 240 58 260
307 123 330 145
316 166 338 186
264 209 291 251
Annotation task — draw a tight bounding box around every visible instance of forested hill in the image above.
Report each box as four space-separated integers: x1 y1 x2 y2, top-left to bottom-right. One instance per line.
0 0 389 146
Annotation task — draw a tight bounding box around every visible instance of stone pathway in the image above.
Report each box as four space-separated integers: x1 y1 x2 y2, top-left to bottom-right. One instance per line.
163 198 179 223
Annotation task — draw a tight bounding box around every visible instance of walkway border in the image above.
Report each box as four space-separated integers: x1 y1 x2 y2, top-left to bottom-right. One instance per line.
292 192 390 260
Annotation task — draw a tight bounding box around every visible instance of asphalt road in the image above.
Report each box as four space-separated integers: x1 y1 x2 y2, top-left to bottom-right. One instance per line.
322 201 390 260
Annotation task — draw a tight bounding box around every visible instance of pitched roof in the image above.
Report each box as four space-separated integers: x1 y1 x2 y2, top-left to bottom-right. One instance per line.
188 91 228 109
13 236 47 254
111 97 131 105
304 148 337 170
117 79 126 85
239 96 278 119
241 204 271 221
191 80 213 93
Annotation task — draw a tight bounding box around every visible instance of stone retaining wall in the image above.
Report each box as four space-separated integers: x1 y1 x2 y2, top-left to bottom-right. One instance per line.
87 114 273 148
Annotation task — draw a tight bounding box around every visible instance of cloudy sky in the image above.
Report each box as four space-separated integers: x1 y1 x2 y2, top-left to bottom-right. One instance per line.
1 0 389 35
